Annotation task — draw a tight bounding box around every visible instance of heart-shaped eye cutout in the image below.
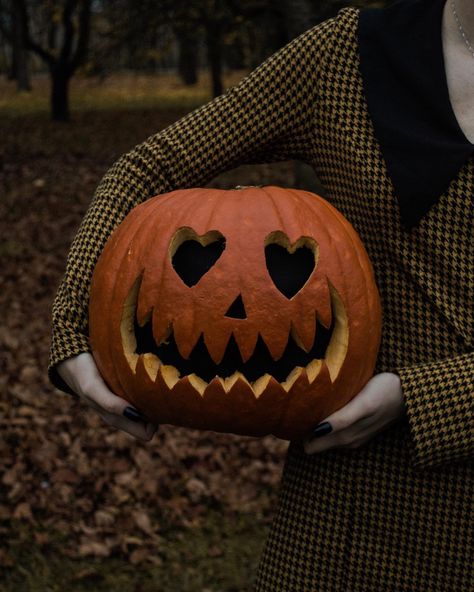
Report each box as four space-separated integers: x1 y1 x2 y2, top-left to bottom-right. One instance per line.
170 227 225 287
265 231 318 298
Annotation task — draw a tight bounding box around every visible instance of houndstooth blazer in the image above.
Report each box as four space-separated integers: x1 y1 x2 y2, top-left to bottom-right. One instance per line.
49 7 473 591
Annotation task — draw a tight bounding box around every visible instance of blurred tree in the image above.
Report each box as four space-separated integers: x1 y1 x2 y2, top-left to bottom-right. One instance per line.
0 0 31 90
175 23 199 85
84 0 173 78
13 0 92 121
0 0 393 117
156 0 269 97
282 0 313 41
204 0 272 97
155 0 389 99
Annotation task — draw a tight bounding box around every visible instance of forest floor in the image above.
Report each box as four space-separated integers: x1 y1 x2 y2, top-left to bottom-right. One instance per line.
0 72 299 591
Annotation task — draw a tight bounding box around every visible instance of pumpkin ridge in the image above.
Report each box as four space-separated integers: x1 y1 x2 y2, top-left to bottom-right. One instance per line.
109 206 155 399
310 193 381 390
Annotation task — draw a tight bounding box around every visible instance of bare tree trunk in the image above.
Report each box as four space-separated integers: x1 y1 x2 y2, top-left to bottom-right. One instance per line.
18 0 91 121
205 21 223 98
177 27 199 86
11 0 30 90
51 65 71 121
1 38 9 79
283 0 313 40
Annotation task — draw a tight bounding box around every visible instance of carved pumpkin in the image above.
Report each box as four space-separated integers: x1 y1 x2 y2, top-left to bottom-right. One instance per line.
89 186 381 440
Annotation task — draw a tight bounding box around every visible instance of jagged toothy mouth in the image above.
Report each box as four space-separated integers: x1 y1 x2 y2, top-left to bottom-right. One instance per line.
120 278 349 395
133 316 335 383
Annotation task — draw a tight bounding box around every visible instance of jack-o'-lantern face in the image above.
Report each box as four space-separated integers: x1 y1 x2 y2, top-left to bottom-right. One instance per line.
89 186 381 440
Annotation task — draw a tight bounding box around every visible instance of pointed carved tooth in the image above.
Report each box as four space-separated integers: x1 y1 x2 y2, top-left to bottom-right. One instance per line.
169 307 201 359
290 317 316 353
125 351 139 373
157 364 180 389
306 359 323 383
252 374 273 398
260 321 291 361
187 373 208 396
253 376 288 435
233 328 258 363
290 324 304 350
281 367 304 392
137 307 152 328
204 330 232 365
172 325 202 360
142 352 160 381
218 371 250 393
152 320 172 347
277 364 333 440
149 313 166 345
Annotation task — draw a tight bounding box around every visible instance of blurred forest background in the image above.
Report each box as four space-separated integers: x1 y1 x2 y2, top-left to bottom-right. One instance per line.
0 0 389 119
1 1 389 591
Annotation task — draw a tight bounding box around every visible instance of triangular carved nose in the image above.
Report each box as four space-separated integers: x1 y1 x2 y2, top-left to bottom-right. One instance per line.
225 295 247 319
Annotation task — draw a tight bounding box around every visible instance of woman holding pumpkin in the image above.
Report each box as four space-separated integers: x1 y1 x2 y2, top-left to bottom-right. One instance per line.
51 0 473 590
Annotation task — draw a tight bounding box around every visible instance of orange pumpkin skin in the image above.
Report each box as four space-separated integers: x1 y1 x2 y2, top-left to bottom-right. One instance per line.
89 186 382 441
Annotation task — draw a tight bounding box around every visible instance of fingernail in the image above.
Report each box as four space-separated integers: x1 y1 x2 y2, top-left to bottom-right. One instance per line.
311 421 332 438
123 406 147 422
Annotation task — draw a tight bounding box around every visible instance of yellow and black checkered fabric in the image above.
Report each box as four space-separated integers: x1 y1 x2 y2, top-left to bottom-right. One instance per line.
49 8 473 591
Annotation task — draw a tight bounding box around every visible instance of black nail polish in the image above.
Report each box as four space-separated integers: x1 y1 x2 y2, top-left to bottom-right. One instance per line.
311 421 332 438
123 406 147 422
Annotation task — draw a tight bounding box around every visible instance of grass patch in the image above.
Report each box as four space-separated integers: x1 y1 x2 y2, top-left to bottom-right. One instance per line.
1 510 268 592
0 71 248 117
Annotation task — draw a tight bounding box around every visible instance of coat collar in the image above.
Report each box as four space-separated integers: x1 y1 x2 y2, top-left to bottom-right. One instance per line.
358 0 473 229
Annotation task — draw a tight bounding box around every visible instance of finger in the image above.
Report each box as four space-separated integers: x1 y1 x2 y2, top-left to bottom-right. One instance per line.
304 380 377 447
60 353 158 441
303 415 376 454
322 387 377 433
80 369 146 419
98 408 158 442
82 396 156 440
304 409 401 455
340 418 396 450
81 376 159 438
303 425 354 454
303 400 374 453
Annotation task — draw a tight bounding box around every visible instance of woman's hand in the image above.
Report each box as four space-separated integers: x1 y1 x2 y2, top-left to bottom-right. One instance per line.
57 352 158 442
303 372 405 455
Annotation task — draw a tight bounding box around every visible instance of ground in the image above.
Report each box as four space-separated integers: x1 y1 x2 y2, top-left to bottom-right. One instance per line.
0 71 302 591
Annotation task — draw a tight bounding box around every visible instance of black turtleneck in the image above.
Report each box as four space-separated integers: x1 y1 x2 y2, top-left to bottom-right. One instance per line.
358 0 473 228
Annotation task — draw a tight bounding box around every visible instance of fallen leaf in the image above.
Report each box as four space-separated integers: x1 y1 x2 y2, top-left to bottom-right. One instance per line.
95 509 115 527
13 502 33 521
132 510 153 535
129 547 150 565
52 468 80 484
208 545 224 557
78 541 111 557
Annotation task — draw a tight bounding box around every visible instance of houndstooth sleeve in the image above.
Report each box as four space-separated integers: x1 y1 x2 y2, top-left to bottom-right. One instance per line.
396 352 474 469
48 11 348 395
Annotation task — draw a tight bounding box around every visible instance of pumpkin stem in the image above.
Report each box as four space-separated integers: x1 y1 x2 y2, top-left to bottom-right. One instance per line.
232 185 263 190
